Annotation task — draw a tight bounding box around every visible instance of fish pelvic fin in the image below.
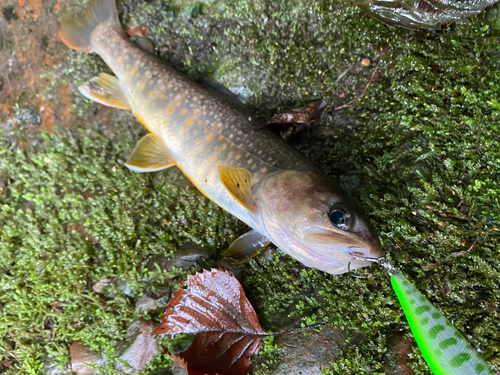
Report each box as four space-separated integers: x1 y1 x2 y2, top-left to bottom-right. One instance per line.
222 230 270 262
125 133 176 172
78 73 131 110
57 0 120 53
218 165 257 213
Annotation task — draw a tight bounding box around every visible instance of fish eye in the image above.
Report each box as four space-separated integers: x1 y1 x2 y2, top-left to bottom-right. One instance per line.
327 204 352 231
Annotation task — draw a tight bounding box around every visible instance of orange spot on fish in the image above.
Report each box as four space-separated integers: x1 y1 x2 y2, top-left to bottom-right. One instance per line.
136 73 140 77
127 25 148 36
160 94 165 99
230 143 235 147
207 135 213 141
218 135 224 140
131 69 135 74
214 146 218 150
181 109 187 115
149 81 153 85
236 155 241 160
187 120 193 126
221 144 227 151
198 121 202 126
228 152 233 157
126 64 130 69
210 156 215 162
261 167 267 173
194 130 198 135
203 129 207 133
206 148 210 153
196 139 200 144
168 107 173 113
149 91 153 97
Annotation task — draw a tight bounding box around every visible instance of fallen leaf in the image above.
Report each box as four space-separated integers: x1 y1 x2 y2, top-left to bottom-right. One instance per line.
267 99 326 140
152 269 268 375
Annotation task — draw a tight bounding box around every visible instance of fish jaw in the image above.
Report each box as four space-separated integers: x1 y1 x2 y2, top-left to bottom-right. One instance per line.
253 170 382 275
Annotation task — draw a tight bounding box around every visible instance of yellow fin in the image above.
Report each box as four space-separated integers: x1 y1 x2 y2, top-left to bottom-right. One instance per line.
125 133 175 172
218 165 257 213
78 73 131 110
222 230 270 262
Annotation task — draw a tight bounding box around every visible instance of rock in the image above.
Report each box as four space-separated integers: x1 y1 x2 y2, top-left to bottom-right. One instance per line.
135 294 158 313
253 325 347 375
70 341 106 375
144 242 213 276
92 278 113 293
116 319 159 374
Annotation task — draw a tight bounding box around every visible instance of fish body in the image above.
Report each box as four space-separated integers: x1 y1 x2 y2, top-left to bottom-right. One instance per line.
391 271 495 375
58 0 382 275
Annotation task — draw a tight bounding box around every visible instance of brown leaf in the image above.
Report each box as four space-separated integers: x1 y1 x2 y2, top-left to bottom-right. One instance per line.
152 269 267 375
267 99 327 140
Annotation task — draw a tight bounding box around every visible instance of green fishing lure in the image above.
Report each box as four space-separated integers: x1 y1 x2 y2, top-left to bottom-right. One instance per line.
390 270 495 375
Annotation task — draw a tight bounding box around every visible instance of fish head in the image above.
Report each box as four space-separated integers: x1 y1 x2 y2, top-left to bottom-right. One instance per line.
254 170 382 275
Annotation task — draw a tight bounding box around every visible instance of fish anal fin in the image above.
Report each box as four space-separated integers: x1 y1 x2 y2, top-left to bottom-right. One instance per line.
78 73 131 110
222 230 270 262
218 165 257 213
125 133 175 172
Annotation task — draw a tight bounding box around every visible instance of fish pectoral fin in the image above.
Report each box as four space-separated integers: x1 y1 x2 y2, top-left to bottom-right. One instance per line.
218 165 257 213
222 230 270 262
125 133 176 172
78 73 131 110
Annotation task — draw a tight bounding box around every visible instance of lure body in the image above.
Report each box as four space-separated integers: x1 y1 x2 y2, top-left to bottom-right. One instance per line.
391 272 495 375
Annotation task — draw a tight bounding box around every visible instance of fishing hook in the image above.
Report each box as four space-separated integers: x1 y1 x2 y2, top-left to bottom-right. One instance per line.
347 254 385 278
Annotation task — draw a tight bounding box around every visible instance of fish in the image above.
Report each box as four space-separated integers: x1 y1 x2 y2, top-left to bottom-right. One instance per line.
57 0 383 275
390 269 495 374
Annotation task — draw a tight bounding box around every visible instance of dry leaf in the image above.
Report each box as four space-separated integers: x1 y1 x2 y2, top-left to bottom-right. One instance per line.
152 269 268 375
267 99 326 140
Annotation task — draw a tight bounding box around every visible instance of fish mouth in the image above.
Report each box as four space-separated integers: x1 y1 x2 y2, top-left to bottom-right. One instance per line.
302 227 368 251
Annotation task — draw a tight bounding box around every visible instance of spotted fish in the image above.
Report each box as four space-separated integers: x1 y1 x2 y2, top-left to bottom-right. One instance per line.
57 0 382 275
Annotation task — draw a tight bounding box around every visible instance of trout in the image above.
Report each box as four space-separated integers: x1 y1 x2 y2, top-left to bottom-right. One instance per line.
57 0 382 275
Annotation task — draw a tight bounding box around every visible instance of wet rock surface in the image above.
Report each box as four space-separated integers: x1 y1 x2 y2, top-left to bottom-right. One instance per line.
70 341 107 375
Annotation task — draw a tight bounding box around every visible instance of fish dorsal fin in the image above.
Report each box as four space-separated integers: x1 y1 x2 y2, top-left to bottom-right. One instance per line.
218 165 257 213
125 133 176 172
78 73 131 110
222 230 270 262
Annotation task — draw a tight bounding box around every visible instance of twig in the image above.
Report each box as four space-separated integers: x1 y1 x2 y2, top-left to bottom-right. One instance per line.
451 237 479 257
332 62 380 112
270 322 326 337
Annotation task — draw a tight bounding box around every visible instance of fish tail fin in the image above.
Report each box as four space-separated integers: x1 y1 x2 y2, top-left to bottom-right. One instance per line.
57 0 120 53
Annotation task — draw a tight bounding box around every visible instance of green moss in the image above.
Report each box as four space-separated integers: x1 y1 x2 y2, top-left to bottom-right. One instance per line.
0 128 241 373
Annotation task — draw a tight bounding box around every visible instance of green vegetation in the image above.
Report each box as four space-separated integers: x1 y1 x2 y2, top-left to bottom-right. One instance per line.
1 0 500 373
